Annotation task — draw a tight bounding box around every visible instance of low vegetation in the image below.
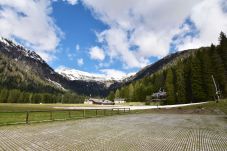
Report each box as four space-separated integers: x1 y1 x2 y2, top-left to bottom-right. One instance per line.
0 103 130 125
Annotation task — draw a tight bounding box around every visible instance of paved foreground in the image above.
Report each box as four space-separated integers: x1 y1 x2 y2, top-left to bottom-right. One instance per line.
0 114 227 151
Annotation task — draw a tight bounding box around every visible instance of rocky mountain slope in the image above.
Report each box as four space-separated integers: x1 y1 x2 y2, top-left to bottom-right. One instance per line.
0 37 110 96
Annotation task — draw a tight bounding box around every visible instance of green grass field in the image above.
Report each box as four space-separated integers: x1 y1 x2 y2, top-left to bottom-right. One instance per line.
0 103 100 111
0 99 226 126
0 103 130 125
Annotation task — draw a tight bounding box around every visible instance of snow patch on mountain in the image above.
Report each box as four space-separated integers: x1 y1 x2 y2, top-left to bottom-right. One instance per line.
47 79 66 91
0 37 45 63
56 66 135 82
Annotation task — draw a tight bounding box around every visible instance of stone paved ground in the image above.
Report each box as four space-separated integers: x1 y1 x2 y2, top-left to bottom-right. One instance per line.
0 114 227 151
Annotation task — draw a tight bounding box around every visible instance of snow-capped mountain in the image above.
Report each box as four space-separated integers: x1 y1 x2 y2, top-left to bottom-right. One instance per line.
0 37 112 96
0 37 45 63
56 66 134 82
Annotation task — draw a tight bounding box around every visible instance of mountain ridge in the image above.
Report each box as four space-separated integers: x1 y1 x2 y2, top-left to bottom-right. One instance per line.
1 36 217 99
56 66 134 83
0 37 110 97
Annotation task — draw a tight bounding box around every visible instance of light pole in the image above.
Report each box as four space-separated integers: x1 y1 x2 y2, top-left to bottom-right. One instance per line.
212 75 220 103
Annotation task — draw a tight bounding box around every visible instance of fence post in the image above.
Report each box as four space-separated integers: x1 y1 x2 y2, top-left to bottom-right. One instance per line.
124 108 125 113
26 111 29 124
50 111 53 121
68 111 71 119
83 109 85 118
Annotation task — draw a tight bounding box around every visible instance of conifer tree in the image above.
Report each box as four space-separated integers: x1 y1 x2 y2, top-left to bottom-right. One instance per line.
210 44 227 97
115 89 120 99
7 89 21 103
175 62 187 104
165 68 176 104
107 91 115 101
199 49 215 100
128 84 134 101
191 54 206 102
0 89 8 103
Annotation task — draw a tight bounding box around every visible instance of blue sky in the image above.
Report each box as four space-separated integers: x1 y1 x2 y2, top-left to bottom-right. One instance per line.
0 0 227 77
50 2 109 72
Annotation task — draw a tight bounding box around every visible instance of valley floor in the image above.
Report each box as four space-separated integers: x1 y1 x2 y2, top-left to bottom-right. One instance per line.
0 113 227 151
54 102 207 110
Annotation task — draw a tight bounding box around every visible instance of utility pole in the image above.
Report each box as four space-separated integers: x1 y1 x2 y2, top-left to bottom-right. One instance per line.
212 75 220 103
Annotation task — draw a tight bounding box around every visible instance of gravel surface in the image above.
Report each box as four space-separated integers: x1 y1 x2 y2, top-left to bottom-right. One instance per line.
0 114 227 151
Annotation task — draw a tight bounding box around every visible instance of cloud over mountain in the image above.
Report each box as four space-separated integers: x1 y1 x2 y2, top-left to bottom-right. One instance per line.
82 0 227 68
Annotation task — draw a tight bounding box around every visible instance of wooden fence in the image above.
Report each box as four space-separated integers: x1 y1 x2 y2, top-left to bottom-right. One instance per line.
0 108 130 126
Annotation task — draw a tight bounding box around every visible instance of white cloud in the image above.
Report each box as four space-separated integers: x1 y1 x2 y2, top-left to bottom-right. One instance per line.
100 69 135 80
0 0 62 62
77 58 84 66
98 28 148 68
76 44 80 51
82 0 202 68
82 0 227 68
175 0 227 50
67 53 73 60
64 0 78 5
89 46 105 61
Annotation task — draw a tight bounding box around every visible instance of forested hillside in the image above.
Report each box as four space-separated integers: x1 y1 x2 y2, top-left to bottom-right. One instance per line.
108 32 227 104
0 39 85 104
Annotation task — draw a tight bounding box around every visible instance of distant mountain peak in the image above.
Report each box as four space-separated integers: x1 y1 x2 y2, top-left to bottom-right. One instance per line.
56 66 134 82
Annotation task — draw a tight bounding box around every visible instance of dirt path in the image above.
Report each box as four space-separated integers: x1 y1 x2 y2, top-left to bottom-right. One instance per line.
0 113 227 151
54 102 207 110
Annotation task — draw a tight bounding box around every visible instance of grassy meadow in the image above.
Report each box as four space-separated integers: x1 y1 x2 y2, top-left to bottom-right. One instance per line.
0 99 227 126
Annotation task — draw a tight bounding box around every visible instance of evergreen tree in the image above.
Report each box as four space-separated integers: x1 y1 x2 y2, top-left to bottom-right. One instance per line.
7 89 21 103
153 71 165 92
114 89 120 99
218 32 227 96
31 93 43 104
175 62 187 104
107 91 115 101
191 54 206 102
165 68 176 104
0 89 8 103
183 57 193 103
210 45 227 97
128 84 134 101
133 82 146 101
219 31 227 47
199 49 215 100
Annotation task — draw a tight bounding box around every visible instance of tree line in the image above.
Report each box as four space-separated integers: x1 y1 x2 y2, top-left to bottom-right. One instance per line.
0 49 85 104
0 88 85 104
108 32 227 104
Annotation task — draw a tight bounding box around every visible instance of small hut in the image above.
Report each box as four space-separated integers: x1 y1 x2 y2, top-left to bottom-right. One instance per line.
146 88 167 103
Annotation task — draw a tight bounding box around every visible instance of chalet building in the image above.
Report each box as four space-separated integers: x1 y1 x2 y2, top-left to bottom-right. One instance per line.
146 89 167 102
114 98 126 104
84 98 115 105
